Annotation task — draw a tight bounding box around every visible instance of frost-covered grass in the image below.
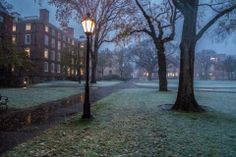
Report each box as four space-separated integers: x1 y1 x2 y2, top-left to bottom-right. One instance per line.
0 80 122 109
0 87 83 109
3 89 236 157
135 80 236 92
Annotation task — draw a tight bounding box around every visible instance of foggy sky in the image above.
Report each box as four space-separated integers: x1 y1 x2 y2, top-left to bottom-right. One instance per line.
8 0 236 55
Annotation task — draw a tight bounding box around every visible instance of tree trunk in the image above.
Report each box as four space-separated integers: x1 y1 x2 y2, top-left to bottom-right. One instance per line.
156 42 168 91
147 71 152 81
171 1 204 112
91 59 97 83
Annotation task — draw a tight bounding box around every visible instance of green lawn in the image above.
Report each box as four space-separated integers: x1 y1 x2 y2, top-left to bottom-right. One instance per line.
0 80 122 109
3 88 236 157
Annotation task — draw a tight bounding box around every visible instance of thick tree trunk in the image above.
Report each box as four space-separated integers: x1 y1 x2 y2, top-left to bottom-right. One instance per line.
156 42 168 91
171 1 204 112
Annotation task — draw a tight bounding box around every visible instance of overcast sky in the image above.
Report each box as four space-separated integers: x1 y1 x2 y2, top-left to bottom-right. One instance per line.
8 0 236 55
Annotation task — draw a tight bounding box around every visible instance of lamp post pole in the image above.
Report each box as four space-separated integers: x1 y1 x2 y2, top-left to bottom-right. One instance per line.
82 34 91 119
81 13 95 119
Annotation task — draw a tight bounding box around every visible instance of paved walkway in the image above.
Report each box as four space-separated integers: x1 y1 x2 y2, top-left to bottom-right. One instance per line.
0 81 135 154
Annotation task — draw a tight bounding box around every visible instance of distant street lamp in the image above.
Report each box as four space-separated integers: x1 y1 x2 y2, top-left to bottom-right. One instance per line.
81 13 95 119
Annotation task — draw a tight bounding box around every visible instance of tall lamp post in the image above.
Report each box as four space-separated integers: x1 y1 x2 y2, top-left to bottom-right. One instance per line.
81 13 95 119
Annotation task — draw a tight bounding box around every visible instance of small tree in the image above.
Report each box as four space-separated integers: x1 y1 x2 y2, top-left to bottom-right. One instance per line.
114 49 133 80
128 40 157 80
195 50 216 80
223 56 236 80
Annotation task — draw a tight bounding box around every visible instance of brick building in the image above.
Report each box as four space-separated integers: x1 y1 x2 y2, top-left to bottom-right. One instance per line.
0 3 14 87
12 9 85 83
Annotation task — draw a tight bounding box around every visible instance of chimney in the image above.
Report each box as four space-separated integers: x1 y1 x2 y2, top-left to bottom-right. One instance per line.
63 27 74 37
40 9 49 23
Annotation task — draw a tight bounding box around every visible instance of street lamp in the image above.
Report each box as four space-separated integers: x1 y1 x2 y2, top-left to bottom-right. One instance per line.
81 13 95 119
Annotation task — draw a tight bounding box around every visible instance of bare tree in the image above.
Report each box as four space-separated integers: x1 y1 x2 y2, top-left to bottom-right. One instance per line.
114 49 133 80
47 0 131 83
118 0 179 91
171 0 236 112
195 50 216 80
223 55 236 80
128 40 157 80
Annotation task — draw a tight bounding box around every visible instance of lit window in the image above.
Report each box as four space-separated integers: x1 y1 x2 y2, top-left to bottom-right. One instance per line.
57 64 61 73
12 35 16 44
44 35 49 46
24 48 31 57
51 38 55 48
44 49 48 59
51 63 55 73
51 51 55 61
45 25 49 32
72 40 75 45
44 62 48 72
71 69 74 75
12 25 16 32
25 23 31 31
57 41 61 50
80 43 85 48
57 53 61 62
24 34 31 45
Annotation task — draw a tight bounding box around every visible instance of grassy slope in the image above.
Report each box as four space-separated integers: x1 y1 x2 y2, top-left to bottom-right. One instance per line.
3 89 236 157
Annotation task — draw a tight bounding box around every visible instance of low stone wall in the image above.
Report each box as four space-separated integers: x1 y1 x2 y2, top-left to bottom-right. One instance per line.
0 94 83 131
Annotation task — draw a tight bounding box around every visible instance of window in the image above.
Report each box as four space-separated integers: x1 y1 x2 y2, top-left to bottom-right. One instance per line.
0 16 4 23
12 25 16 32
51 38 55 48
57 64 61 73
44 62 48 72
58 32 61 39
45 25 49 32
51 51 55 61
57 41 61 50
44 49 48 59
24 34 31 45
72 40 75 45
51 63 55 73
25 23 31 31
72 58 74 65
57 53 61 62
63 43 66 48
12 35 16 44
63 35 66 41
24 48 31 57
68 38 70 43
52 29 55 36
44 35 49 46
80 43 85 48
